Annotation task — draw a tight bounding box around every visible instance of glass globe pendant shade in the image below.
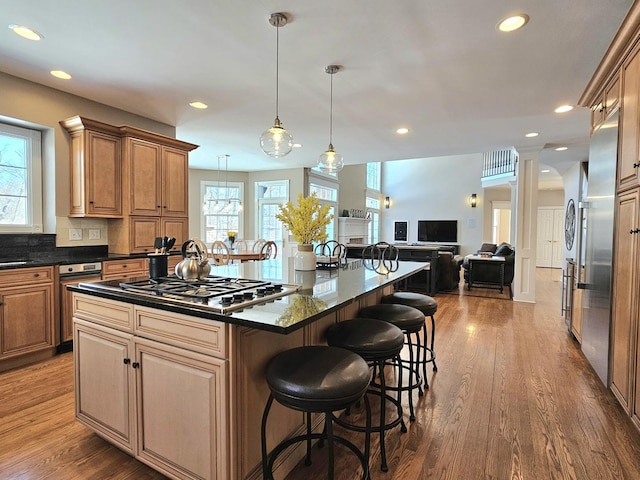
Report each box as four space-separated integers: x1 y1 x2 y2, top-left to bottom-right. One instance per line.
318 143 344 173
260 116 293 158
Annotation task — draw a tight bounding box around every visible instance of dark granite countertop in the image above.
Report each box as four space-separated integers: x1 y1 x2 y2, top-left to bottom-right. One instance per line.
68 258 426 334
0 251 181 270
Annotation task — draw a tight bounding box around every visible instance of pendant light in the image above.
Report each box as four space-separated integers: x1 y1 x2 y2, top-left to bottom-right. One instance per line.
318 65 344 173
260 12 293 158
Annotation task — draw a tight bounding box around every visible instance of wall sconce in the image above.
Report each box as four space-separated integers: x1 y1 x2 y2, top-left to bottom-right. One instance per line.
470 193 477 208
384 196 390 209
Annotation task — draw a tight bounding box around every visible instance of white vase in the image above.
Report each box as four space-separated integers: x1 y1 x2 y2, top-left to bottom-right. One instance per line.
294 244 317 271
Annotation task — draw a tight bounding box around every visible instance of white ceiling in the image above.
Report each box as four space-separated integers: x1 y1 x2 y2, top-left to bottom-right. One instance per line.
0 0 633 184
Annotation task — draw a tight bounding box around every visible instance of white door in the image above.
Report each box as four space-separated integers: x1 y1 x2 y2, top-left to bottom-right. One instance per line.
537 207 564 268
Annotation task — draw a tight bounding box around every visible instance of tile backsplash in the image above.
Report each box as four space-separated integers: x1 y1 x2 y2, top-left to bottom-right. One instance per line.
0 234 107 263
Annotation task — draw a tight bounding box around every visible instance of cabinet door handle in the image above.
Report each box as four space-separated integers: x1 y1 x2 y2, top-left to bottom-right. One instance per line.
123 358 131 365
634 163 640 169
33 273 40 277
132 362 140 368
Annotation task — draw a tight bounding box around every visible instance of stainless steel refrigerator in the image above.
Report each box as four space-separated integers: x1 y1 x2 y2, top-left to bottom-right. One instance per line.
579 110 618 385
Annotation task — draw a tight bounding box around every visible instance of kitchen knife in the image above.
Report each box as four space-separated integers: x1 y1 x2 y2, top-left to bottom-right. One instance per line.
165 237 176 252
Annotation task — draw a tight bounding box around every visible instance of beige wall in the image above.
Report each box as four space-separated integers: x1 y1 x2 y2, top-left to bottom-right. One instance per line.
337 164 368 214
0 72 176 245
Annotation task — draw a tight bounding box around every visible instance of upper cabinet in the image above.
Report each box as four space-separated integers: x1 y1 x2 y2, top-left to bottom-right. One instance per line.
61 116 198 253
591 75 620 131
620 45 640 192
124 138 189 217
61 116 123 218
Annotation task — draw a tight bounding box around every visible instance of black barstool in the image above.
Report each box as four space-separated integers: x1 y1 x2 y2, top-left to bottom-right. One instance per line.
359 303 426 421
261 345 372 480
325 318 405 472
382 292 438 389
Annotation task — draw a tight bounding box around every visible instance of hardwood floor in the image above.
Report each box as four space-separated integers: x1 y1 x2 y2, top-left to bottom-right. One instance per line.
2 268 640 479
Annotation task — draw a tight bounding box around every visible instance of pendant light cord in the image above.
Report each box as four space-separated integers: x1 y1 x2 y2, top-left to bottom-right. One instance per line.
329 71 333 145
275 23 280 119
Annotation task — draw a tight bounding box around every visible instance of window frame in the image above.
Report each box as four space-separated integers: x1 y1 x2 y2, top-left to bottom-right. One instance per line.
200 180 244 243
0 122 43 233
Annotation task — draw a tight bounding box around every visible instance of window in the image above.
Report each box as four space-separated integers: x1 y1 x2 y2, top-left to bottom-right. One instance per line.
366 196 380 243
365 162 381 243
257 180 288 246
366 162 381 191
201 181 243 243
310 182 338 242
0 122 42 232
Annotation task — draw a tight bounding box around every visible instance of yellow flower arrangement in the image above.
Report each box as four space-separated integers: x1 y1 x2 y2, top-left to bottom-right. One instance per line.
227 230 237 242
275 193 333 244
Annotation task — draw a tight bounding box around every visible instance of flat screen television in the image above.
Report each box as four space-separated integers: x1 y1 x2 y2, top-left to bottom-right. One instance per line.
417 220 458 243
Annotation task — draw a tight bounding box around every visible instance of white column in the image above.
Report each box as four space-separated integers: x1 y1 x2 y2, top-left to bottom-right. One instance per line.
512 147 540 303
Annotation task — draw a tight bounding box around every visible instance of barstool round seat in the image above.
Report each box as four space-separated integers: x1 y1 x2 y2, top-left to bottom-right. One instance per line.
262 345 372 479
382 291 438 316
326 318 404 360
266 346 371 412
359 303 425 332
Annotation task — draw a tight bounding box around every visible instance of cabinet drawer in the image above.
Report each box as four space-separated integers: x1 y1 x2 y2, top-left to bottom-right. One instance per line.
134 305 227 358
73 293 134 332
102 258 148 279
0 266 53 286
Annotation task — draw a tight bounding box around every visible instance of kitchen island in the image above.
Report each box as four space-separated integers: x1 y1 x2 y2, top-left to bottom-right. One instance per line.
69 258 424 480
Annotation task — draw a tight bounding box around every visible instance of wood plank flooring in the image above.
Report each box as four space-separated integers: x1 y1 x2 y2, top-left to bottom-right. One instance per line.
2 268 640 479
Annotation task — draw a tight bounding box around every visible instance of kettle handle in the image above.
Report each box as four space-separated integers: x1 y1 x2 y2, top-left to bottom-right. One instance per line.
181 240 193 257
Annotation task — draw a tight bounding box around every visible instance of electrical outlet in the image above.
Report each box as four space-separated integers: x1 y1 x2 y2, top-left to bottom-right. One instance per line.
89 229 101 240
69 228 83 240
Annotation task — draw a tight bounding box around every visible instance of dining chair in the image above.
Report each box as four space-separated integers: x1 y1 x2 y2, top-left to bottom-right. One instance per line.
253 239 267 253
211 240 231 265
235 239 249 253
260 241 278 259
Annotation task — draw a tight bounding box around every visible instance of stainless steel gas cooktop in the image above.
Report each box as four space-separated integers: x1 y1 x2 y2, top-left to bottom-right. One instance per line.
117 275 299 314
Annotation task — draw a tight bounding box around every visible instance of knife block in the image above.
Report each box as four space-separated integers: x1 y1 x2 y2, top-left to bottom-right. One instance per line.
148 254 169 278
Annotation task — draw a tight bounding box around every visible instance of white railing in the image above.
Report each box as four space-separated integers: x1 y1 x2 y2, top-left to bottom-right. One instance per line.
482 148 518 178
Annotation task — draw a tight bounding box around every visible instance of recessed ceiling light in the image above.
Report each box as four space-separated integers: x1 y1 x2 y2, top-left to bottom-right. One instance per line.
555 147 568 151
8 24 43 40
189 101 208 109
525 132 539 138
293 143 302 148
50 70 71 80
497 14 529 32
541 169 550 173
554 105 573 113
396 127 409 135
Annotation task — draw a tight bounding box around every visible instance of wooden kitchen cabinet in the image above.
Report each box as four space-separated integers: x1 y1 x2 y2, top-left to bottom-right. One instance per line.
61 116 123 218
0 266 55 371
611 189 639 412
619 45 640 192
124 138 189 218
102 258 148 281
591 74 620 131
73 295 229 479
110 131 195 254
74 318 137 452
